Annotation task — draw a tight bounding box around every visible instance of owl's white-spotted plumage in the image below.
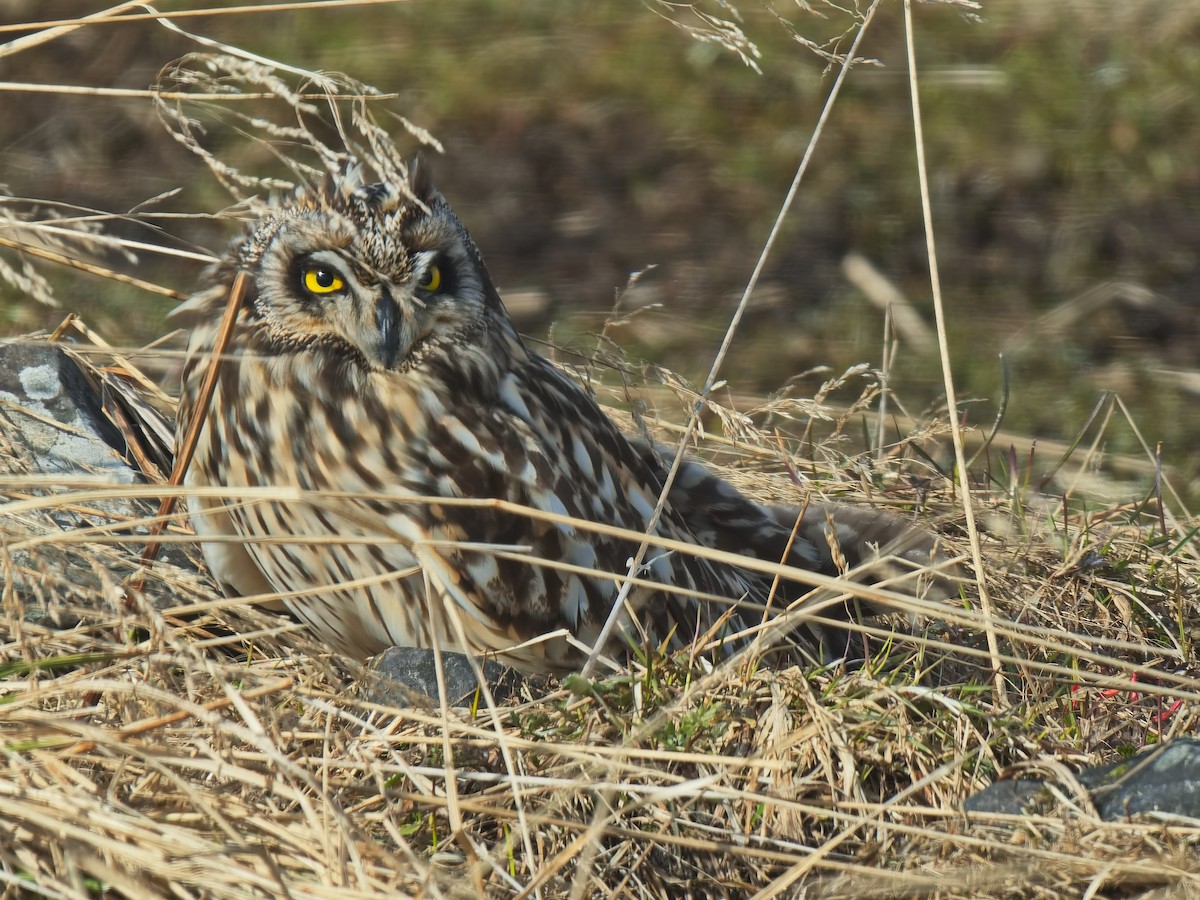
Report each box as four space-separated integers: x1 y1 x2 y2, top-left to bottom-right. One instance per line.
174 160 872 673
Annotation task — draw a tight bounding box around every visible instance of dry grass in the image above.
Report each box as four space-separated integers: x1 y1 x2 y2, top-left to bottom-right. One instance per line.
5 325 1199 897
3 3 1200 898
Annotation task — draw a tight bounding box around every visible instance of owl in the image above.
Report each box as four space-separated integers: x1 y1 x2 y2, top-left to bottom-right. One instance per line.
173 158 923 674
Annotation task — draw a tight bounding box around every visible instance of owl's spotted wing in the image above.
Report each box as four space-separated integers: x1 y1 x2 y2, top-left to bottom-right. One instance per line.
356 349 768 669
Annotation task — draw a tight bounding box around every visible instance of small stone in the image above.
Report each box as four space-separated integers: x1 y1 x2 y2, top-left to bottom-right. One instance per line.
363 645 531 707
963 738 1200 822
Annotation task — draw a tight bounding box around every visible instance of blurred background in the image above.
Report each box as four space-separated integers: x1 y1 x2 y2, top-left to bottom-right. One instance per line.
2 1 1198 495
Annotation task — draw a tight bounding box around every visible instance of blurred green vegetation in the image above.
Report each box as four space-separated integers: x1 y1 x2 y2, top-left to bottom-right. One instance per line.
2 0 1199 493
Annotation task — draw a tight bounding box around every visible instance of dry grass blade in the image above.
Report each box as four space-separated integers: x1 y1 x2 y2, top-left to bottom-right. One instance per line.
135 272 247 580
903 0 1007 708
0 0 416 37
0 232 184 301
0 1 145 59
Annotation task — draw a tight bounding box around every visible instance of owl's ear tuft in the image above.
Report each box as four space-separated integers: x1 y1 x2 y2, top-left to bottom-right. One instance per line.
334 161 366 199
408 154 437 204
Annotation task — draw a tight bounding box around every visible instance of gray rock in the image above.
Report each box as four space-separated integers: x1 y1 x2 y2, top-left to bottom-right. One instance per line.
0 338 137 481
964 738 1200 822
0 337 192 620
961 777 1048 817
1088 739 1200 821
364 646 531 707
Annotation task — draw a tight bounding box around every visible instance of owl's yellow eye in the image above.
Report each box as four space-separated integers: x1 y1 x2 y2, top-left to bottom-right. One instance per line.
417 263 442 293
303 267 345 295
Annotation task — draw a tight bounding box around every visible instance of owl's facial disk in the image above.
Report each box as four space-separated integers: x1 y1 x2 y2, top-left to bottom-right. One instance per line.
252 219 463 372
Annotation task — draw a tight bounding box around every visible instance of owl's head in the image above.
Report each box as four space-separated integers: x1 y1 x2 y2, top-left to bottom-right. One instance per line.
220 160 510 372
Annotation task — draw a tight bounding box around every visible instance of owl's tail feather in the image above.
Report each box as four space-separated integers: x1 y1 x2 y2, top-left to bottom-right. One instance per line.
654 451 963 665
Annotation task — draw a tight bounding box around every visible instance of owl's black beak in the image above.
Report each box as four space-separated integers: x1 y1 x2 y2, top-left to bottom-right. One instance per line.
375 290 402 369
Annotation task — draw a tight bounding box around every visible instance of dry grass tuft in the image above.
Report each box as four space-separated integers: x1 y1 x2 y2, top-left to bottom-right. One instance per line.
4 325 1200 897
